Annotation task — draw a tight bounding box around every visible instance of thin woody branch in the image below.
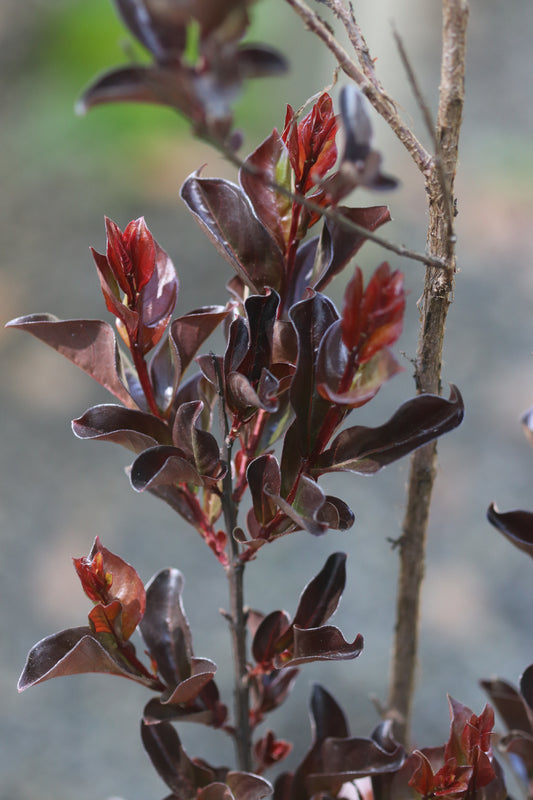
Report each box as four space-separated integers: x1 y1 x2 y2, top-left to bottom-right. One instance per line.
284 0 433 173
387 0 469 746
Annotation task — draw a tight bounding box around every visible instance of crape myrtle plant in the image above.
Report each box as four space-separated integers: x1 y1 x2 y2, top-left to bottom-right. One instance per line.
10 1 533 799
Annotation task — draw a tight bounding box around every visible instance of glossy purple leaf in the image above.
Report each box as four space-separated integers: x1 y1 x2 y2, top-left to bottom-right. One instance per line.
171 306 230 378
319 496 355 531
283 292 339 479
139 569 193 689
78 64 197 116
487 504 533 558
247 454 281 526
130 445 203 491
276 626 363 668
240 130 291 253
146 484 209 528
239 291 279 383
310 684 350 742
6 314 133 406
252 610 292 666
292 553 346 630
251 668 300 718
180 173 285 294
141 720 215 796
314 385 464 475
171 402 223 479
480 678 533 734
18 627 159 691
307 733 405 795
72 404 172 453
265 476 329 537
225 772 273 800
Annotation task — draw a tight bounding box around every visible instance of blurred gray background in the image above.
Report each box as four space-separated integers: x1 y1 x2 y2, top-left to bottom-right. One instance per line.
1 1 533 798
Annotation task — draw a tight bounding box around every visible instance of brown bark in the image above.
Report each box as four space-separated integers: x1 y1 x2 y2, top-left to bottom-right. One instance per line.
387 0 469 745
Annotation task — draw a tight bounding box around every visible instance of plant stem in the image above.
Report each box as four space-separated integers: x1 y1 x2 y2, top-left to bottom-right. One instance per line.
387 0 468 746
212 356 252 772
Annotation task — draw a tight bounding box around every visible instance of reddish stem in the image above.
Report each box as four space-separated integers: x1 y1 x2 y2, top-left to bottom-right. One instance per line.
131 343 163 418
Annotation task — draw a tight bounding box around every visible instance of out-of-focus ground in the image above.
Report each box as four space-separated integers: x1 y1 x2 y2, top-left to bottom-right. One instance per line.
1 1 533 798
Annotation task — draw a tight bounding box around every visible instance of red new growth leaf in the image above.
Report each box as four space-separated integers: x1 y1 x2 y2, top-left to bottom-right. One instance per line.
282 93 338 194
254 730 292 773
92 217 177 356
461 705 494 761
342 263 405 362
409 751 472 798
73 549 112 605
73 537 146 640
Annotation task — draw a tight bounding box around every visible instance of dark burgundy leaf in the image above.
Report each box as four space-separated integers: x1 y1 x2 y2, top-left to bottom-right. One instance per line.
265 476 329 537
6 314 133 406
149 332 181 412
247 454 282 526
310 734 405 786
18 627 159 690
286 292 339 460
276 625 363 668
171 306 230 379
480 678 533 734
314 385 464 475
310 684 350 742
130 445 202 491
487 504 533 558
225 315 250 375
252 668 300 716
225 771 273 800
240 291 279 383
227 371 278 417
139 569 193 689
292 553 346 630
252 610 291 666
197 783 233 800
72 404 172 453
144 697 214 726
141 720 214 795
180 173 285 294
319 496 355 531
171 402 223 479
240 131 291 253
164 657 218 705
77 65 198 117
146 484 208 528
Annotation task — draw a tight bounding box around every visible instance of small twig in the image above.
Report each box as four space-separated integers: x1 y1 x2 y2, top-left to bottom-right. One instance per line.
322 0 384 94
392 25 456 241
